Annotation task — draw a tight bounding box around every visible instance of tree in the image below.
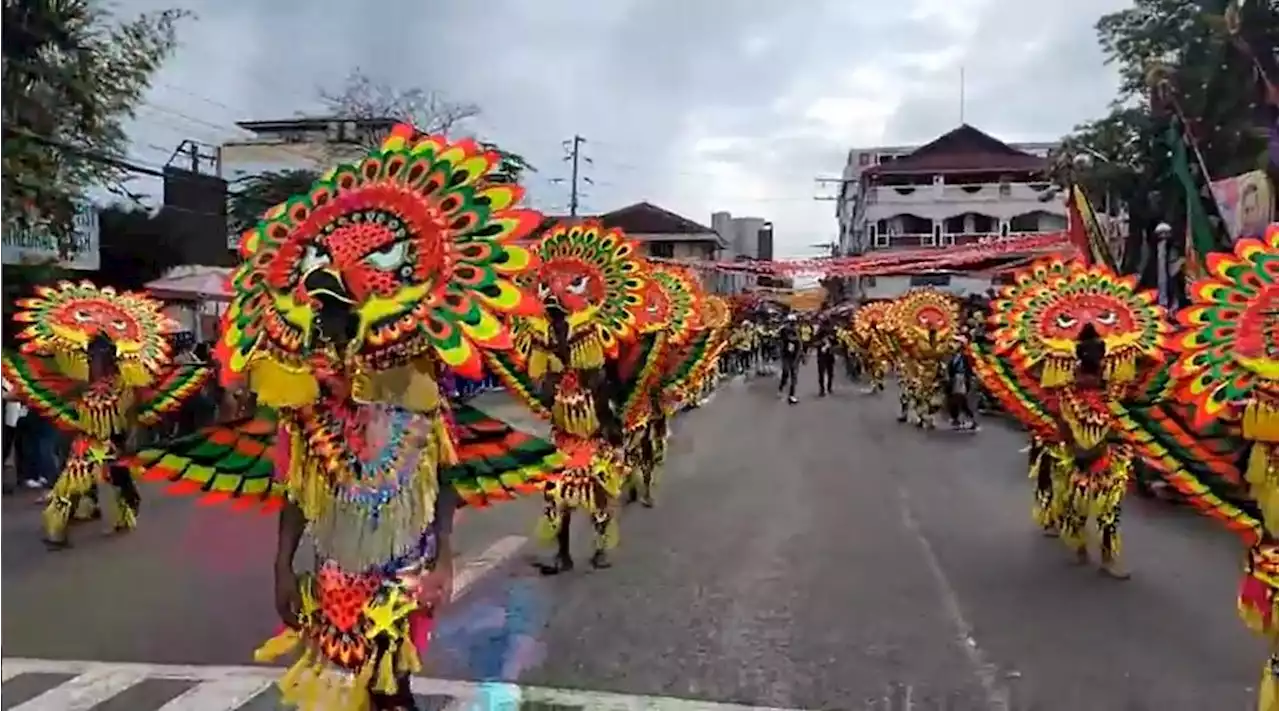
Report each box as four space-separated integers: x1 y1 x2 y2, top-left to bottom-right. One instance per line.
2 0 189 251
1094 0 1276 177
316 68 535 184
226 169 322 239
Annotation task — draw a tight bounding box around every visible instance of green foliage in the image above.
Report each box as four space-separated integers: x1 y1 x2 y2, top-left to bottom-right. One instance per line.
2 0 190 250
1078 0 1277 182
226 169 322 238
478 141 536 185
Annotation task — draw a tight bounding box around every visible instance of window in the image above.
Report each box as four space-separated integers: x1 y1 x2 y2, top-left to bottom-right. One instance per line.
909 274 952 287
871 224 888 249
648 242 675 258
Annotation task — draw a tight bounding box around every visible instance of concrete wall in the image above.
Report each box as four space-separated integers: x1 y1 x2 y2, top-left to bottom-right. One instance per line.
859 274 994 300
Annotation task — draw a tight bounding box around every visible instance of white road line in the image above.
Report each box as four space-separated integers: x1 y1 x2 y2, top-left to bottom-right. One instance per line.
154 677 274 711
451 534 527 602
2 659 812 711
897 486 1012 711
8 666 149 711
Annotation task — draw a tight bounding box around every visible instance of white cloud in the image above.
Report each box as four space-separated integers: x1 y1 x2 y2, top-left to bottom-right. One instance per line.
109 0 1126 260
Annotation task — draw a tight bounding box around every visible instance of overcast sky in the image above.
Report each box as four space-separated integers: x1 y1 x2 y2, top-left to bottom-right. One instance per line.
120 0 1130 258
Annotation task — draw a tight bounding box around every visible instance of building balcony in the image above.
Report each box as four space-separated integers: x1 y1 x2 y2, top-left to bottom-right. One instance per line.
865 181 1058 205
865 232 1048 251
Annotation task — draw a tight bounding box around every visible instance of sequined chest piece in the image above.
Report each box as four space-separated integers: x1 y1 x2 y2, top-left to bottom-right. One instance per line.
301 403 441 574
1060 386 1112 450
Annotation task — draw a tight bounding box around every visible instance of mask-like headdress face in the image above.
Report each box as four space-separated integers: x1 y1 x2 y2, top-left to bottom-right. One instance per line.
13 281 175 385
217 124 541 407
1172 223 1278 440
515 220 648 372
888 289 960 357
992 258 1169 387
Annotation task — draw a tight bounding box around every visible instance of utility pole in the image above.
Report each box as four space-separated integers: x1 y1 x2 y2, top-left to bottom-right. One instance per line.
567 135 587 216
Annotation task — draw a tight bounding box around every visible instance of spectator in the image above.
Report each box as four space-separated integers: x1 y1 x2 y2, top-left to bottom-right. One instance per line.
3 377 27 494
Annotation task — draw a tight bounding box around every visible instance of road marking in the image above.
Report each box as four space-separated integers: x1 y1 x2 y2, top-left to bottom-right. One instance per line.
155 677 274 710
897 487 1012 711
1 659 812 710
451 535 527 602
8 665 149 711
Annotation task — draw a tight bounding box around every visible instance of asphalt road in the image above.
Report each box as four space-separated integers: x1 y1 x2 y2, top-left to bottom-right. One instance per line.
1 366 1268 710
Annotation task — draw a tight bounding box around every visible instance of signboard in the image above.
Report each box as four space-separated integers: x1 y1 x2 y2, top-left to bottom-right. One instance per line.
1 205 101 270
1210 169 1274 243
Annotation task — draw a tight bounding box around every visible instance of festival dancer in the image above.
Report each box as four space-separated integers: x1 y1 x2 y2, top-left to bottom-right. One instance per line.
127 126 563 711
975 258 1170 577
617 264 697 508
1165 225 1277 711
887 289 961 428
1 282 210 549
851 300 892 393
487 220 652 574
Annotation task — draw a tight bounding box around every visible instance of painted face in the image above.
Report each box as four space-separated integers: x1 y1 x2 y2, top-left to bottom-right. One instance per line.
636 278 673 334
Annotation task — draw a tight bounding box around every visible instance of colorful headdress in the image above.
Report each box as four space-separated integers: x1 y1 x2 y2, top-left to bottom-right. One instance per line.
216 124 540 408
852 300 892 342
518 220 648 372
991 258 1169 387
648 264 701 343
887 288 960 357
13 281 176 386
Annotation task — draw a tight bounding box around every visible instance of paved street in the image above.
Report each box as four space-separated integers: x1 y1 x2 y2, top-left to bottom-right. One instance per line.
1 367 1269 710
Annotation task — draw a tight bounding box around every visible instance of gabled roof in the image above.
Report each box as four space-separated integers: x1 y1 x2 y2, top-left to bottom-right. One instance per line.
599 202 725 246
516 204 726 248
868 124 1047 175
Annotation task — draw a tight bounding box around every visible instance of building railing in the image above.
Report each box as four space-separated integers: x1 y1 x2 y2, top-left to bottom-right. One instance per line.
868 231 1053 250
865 182 1058 205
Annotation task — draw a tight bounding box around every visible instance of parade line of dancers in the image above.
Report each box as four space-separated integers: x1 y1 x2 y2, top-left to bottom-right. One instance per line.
2 124 1274 710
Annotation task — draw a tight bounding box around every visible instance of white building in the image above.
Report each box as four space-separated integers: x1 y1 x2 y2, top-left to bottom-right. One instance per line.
218 117 397 247
835 124 1066 299
711 211 775 294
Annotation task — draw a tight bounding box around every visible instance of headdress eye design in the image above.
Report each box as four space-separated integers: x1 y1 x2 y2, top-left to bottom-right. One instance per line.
1096 309 1117 326
1055 313 1077 329
567 275 590 295
300 244 331 273
364 240 409 271
112 319 127 331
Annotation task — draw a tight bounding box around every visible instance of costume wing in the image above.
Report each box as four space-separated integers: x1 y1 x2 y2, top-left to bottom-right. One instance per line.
1 350 83 430
124 411 286 513
444 403 563 508
966 340 1057 441
134 364 213 425
662 331 713 394
1112 381 1261 545
482 349 551 420
616 333 669 432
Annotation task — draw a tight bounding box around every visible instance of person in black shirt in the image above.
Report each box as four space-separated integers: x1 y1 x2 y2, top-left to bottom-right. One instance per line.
814 319 837 396
777 315 801 404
